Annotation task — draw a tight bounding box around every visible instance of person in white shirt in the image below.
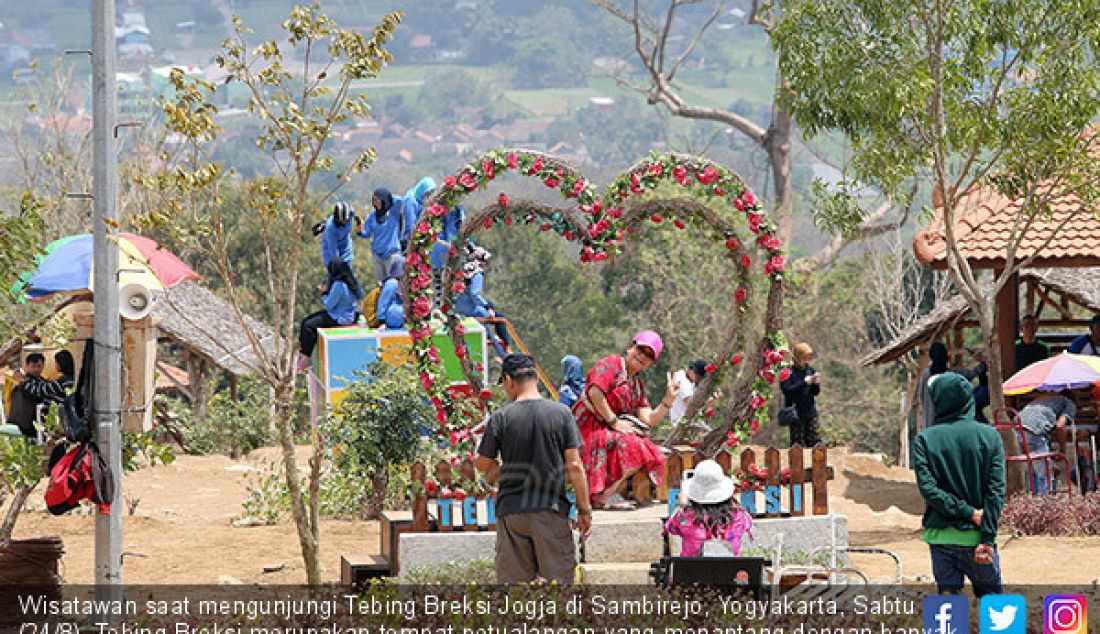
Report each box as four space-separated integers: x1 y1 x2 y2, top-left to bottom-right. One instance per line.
670 359 712 427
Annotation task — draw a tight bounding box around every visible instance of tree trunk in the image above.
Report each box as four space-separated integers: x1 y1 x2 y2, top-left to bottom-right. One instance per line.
898 370 920 469
977 303 1026 495
363 471 389 520
274 385 321 585
0 484 37 546
764 102 795 244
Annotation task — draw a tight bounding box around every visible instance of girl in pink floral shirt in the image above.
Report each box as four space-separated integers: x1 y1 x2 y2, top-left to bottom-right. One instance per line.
664 459 752 556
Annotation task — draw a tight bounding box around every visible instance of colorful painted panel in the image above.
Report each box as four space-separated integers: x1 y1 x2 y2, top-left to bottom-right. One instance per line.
315 318 488 403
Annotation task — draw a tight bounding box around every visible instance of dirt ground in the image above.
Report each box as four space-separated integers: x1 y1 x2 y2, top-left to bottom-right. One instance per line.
8 446 1100 584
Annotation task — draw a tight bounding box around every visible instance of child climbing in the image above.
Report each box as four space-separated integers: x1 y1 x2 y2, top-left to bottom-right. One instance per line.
665 459 753 557
455 245 512 356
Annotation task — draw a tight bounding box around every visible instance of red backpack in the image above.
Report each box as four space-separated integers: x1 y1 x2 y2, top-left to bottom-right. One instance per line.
44 442 114 515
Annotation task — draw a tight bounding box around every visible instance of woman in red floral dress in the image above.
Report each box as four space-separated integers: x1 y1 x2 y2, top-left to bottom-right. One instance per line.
572 331 678 510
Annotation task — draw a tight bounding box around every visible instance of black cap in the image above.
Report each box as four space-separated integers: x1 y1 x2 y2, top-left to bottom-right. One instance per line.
499 354 537 382
688 359 709 378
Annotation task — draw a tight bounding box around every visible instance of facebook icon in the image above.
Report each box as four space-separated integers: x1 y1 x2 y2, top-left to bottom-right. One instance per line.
924 596 970 634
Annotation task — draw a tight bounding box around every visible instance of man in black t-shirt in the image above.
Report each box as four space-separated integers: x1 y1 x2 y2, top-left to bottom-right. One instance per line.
476 354 592 583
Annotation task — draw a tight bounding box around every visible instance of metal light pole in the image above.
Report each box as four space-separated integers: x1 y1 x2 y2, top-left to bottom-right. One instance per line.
92 0 123 596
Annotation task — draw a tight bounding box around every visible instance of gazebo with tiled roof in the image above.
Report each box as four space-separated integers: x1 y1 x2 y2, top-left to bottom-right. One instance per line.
913 184 1100 376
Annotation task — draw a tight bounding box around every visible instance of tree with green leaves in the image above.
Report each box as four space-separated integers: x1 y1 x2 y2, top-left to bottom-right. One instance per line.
131 2 401 584
771 0 1100 420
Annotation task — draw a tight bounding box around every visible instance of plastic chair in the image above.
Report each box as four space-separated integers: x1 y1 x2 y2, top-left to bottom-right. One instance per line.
993 407 1073 496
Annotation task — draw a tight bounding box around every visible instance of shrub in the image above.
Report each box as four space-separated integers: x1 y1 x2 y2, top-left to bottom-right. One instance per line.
403 559 496 584
320 361 433 519
1001 492 1100 536
165 376 274 457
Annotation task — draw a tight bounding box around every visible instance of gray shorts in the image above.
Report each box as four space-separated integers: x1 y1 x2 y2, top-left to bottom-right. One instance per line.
495 510 576 583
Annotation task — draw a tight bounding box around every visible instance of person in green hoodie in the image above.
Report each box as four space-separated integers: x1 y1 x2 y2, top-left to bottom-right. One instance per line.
913 371 1005 596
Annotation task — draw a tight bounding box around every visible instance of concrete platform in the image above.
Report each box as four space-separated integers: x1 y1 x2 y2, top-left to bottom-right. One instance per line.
396 504 848 578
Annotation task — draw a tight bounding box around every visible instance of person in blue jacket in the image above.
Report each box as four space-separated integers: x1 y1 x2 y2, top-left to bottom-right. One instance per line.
297 260 363 372
455 246 512 356
317 202 355 267
400 177 436 251
377 256 406 329
558 355 585 408
358 188 404 284
429 204 465 304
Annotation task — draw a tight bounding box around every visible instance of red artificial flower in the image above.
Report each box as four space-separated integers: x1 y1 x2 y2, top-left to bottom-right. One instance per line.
479 388 493 400
610 206 623 219
751 420 761 433
436 409 448 427
734 197 745 212
407 251 423 267
743 192 756 206
413 296 432 319
759 369 776 384
673 165 689 185
750 394 766 410
452 281 466 294
734 287 748 303
705 362 717 374
444 176 457 190
573 180 586 197
529 156 544 175
748 213 762 234
507 153 518 169
474 362 485 372
419 372 435 391
416 220 432 236
424 481 438 496
563 230 575 241
647 161 664 177
459 172 477 190
730 353 744 365
739 255 751 269
591 200 603 215
696 166 720 185
428 347 441 364
504 218 512 226
704 407 716 418
455 323 466 335
427 203 446 218
591 251 609 262
540 224 551 232
770 256 785 272
482 217 494 230
726 432 739 448
725 237 740 251
482 160 495 180
455 345 468 360
778 368 792 382
650 213 663 224
673 219 685 230
453 489 467 501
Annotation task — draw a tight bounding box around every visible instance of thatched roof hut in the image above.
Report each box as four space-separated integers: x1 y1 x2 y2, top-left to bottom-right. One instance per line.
153 281 280 377
863 268 1100 367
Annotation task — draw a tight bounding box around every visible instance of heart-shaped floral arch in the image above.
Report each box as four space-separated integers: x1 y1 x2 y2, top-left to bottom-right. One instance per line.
404 149 788 457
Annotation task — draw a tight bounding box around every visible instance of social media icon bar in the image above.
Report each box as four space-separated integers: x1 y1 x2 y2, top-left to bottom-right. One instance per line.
1044 594 1087 634
980 594 1027 634
925 596 970 634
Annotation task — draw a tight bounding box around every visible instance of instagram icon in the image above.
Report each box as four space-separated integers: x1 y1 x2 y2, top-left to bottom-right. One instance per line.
1044 595 1087 634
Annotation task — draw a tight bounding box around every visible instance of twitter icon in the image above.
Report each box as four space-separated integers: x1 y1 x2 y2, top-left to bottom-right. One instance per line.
981 594 1027 634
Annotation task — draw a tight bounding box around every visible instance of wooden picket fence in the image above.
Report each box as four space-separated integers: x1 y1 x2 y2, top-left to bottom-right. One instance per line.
408 445 833 531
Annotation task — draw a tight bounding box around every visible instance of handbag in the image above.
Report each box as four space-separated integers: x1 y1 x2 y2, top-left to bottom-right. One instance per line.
777 406 800 427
